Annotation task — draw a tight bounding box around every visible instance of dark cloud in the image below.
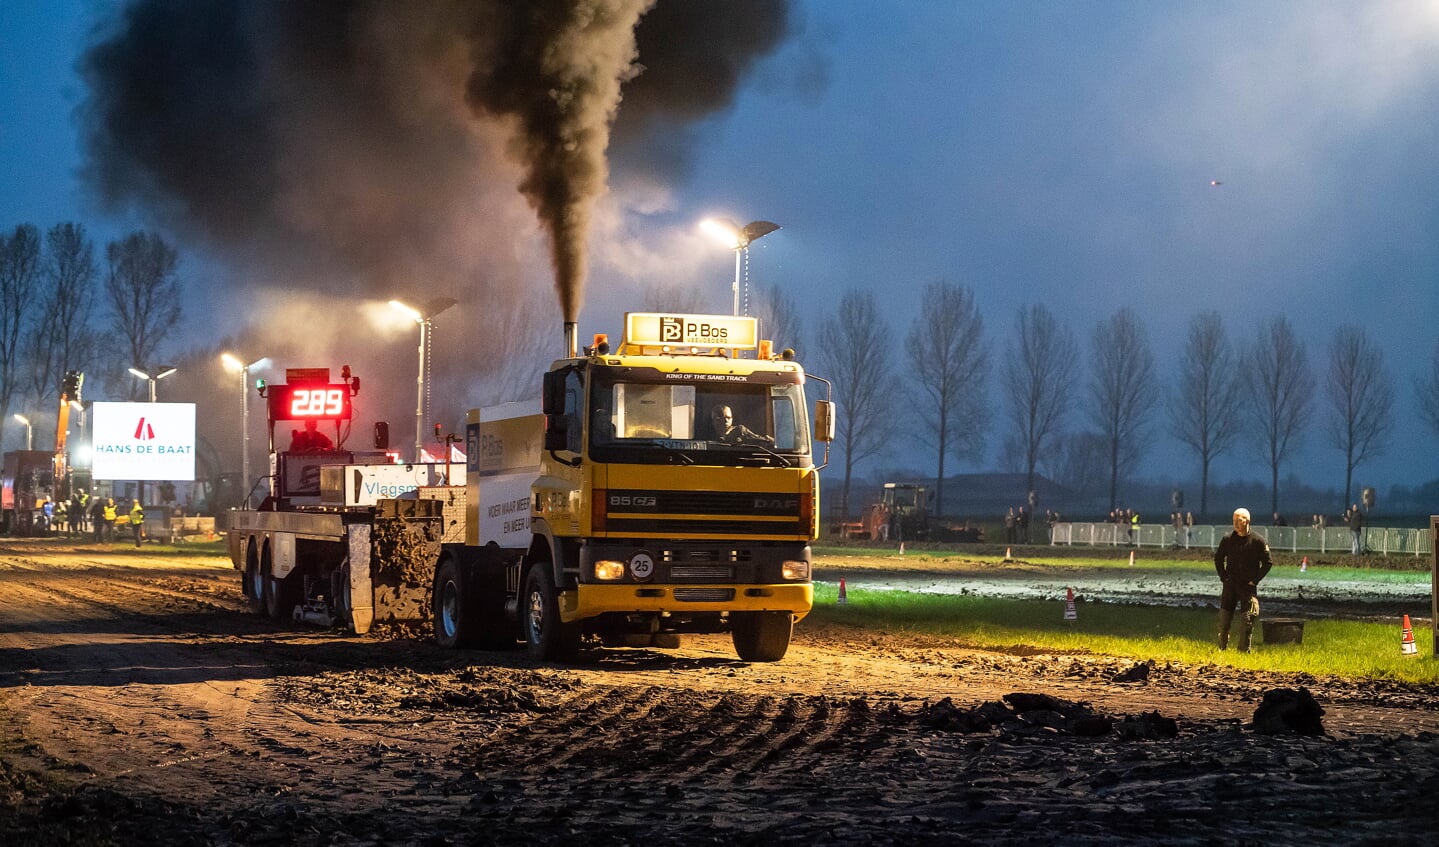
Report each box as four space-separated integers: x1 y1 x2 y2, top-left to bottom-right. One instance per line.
76 0 799 324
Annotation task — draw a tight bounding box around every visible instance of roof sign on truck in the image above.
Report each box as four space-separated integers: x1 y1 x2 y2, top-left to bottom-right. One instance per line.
623 313 757 351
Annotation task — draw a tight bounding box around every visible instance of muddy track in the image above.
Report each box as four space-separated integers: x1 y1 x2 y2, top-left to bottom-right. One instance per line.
3 540 1439 845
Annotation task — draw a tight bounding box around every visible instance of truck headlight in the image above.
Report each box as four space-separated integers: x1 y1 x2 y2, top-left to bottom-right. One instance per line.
594 560 626 581
781 560 809 580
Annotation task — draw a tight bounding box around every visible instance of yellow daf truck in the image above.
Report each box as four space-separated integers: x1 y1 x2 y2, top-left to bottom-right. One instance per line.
433 312 833 662
228 313 831 663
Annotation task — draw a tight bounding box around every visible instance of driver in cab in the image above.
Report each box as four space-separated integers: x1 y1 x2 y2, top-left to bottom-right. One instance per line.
289 419 334 453
710 405 770 445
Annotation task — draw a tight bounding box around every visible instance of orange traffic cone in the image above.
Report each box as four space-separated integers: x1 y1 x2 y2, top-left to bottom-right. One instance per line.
1004 547 1013 562
1300 555 1308 573
1128 550 1135 567
1063 587 1077 622
1401 615 1417 656
837 578 848 606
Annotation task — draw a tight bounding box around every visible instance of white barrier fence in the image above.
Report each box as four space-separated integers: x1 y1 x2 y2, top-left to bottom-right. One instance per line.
1051 522 1432 557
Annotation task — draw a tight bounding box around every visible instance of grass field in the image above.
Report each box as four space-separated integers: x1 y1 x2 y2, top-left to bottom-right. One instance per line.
808 582 1439 684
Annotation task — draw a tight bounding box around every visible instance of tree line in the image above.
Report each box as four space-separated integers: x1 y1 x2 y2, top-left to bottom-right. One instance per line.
0 222 183 448
747 281 1439 521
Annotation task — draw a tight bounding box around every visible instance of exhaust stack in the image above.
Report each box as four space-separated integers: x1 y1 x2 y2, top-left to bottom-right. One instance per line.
565 322 578 358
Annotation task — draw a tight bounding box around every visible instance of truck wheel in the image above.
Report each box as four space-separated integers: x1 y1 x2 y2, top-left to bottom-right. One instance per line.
432 556 474 649
522 565 580 662
244 548 264 614
731 611 793 662
263 566 300 621
332 561 353 626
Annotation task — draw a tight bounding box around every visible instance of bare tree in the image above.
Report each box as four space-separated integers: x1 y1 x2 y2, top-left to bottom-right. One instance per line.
1417 339 1439 441
1167 311 1244 518
105 231 183 397
1324 324 1394 509
1087 307 1155 511
1246 315 1314 517
815 289 893 519
1003 303 1077 496
902 281 988 516
1053 431 1107 499
753 282 804 355
0 224 43 446
26 223 102 402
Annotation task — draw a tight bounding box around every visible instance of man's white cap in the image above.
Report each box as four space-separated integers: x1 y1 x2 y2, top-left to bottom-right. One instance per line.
1234 507 1251 520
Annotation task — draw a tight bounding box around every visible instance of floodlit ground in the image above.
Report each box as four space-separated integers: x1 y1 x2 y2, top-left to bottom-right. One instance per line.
2 540 1437 845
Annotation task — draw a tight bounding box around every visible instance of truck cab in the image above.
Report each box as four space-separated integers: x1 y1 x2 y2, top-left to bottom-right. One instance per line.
439 312 834 662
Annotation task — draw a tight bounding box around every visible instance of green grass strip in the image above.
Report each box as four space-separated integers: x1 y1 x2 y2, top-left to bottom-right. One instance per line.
810 583 1439 684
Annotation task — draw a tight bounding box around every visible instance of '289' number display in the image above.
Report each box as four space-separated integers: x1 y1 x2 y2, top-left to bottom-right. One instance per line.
267 384 352 421
289 388 346 417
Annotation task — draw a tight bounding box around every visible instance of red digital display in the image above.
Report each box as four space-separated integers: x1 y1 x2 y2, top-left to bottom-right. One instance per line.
267 384 353 421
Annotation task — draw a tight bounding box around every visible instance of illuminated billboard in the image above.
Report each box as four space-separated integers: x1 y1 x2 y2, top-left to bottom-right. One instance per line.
90 402 196 481
624 313 758 350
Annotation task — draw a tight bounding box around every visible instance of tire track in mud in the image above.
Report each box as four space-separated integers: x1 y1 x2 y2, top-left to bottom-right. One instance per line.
0 560 476 820
9 544 1439 846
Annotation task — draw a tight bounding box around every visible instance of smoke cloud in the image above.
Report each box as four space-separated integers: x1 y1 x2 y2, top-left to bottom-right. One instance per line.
77 0 796 322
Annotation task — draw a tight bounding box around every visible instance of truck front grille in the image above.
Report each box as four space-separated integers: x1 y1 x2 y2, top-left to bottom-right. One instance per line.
670 565 734 580
608 517 804 535
607 490 800 516
673 588 736 602
601 489 806 538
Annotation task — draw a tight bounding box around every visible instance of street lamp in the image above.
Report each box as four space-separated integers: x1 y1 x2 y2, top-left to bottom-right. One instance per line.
390 297 457 462
128 365 178 402
12 414 31 450
222 353 270 507
701 217 781 316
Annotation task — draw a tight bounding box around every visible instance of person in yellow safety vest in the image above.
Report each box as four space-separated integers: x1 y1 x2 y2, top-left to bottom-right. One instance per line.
102 498 117 543
129 500 145 547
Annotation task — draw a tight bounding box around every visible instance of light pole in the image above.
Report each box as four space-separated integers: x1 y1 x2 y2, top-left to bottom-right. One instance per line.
390 297 457 462
701 218 781 316
128 365 178 402
222 354 269 507
12 414 31 450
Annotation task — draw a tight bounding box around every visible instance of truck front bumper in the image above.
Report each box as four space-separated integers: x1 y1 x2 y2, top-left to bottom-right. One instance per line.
561 582 812 624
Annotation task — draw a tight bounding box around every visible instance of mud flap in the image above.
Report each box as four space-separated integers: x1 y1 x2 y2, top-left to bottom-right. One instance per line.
370 516 441 624
347 524 374 635
345 501 443 634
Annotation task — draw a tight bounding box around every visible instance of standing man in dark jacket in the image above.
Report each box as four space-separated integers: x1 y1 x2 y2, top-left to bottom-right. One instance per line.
1214 507 1273 652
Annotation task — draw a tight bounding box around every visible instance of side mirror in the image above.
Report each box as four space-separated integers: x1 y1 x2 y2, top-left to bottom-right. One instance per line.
814 400 836 443
544 415 568 451
542 370 564 416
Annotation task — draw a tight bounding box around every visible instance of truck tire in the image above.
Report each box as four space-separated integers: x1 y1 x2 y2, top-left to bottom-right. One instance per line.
244 546 264 614
432 556 475 649
522 565 580 662
263 565 300 621
731 611 793 662
332 561 353 627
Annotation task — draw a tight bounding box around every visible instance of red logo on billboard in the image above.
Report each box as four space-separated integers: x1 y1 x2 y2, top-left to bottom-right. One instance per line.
133 418 156 440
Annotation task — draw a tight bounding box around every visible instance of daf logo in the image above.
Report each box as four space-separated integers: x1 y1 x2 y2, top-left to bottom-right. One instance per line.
754 497 793 510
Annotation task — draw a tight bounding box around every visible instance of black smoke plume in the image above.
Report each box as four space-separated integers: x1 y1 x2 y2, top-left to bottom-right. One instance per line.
77 0 797 323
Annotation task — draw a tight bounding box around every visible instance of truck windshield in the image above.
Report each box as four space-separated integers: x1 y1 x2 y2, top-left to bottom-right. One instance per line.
588 371 811 467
